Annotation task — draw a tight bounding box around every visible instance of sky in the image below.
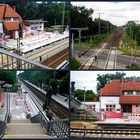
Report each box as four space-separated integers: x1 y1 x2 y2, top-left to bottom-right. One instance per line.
72 2 140 26
71 71 140 93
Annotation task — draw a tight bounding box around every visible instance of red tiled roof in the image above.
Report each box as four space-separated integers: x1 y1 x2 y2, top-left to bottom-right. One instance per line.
100 80 121 96
0 5 5 19
3 21 19 31
0 4 22 31
121 80 140 91
120 96 140 104
101 79 140 104
0 4 22 20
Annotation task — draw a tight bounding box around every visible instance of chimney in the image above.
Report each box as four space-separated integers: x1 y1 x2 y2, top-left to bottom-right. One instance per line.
13 6 16 11
121 77 124 83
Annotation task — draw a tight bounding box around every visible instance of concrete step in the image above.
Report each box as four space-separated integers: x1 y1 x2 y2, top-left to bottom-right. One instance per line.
4 123 47 138
10 119 31 123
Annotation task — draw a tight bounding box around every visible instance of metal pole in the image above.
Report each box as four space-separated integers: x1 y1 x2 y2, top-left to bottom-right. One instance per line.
61 2 65 33
54 19 56 26
79 30 81 44
99 13 101 35
100 89 102 120
135 35 137 64
72 33 74 56
83 87 86 109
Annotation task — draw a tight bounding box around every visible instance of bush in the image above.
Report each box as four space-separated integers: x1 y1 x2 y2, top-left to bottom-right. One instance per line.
126 63 140 69
70 57 80 69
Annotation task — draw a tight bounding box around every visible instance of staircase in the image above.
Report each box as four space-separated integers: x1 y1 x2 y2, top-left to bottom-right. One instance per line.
3 119 49 138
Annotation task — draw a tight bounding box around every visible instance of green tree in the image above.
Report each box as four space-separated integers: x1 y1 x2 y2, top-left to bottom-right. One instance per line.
74 89 96 101
96 72 126 92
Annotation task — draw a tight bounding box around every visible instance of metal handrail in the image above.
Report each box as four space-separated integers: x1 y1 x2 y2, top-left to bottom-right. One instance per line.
0 93 10 138
0 48 52 69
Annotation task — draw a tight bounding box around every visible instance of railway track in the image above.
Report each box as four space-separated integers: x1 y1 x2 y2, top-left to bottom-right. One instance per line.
80 28 123 70
71 128 140 138
25 39 68 62
104 47 117 69
79 30 115 70
21 80 69 119
42 48 69 68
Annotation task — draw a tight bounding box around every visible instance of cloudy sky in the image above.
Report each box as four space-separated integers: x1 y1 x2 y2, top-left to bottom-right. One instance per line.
72 2 140 26
71 71 140 93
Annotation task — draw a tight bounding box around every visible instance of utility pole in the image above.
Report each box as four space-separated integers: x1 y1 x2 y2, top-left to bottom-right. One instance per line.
54 18 56 26
134 35 137 64
97 13 104 35
83 87 86 109
100 89 102 120
61 2 65 33
107 22 109 34
72 33 74 57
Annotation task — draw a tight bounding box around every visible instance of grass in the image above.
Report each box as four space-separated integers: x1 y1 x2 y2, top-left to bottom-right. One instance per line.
126 63 140 69
74 33 109 49
71 116 99 122
119 32 140 57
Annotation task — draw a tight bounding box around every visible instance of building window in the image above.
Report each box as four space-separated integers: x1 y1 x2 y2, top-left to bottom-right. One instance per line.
4 17 12 21
136 91 140 95
106 105 108 111
13 18 19 21
93 105 95 111
106 105 116 112
124 90 140 96
124 91 133 96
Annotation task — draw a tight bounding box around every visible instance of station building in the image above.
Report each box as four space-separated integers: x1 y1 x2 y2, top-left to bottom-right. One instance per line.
0 4 22 39
82 79 140 118
23 20 46 32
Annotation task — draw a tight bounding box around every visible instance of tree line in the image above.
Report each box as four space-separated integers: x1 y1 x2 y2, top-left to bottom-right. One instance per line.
5 1 69 28
71 4 116 38
125 21 140 46
18 71 69 95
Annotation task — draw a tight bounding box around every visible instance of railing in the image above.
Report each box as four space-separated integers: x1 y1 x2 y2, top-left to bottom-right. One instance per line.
0 93 10 138
128 113 140 121
0 48 51 69
25 82 69 138
47 119 69 138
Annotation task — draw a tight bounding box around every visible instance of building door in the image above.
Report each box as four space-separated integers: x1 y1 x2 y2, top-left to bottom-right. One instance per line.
122 104 132 113
136 105 139 113
10 31 15 39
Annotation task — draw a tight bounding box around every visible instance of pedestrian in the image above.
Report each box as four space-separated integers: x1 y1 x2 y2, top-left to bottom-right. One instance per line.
95 55 97 61
21 42 23 46
39 56 42 62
